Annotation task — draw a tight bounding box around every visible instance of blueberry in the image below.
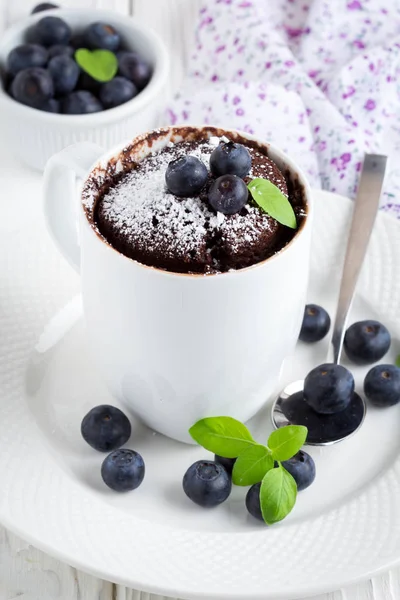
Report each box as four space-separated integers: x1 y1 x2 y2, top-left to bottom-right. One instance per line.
210 141 251 178
364 364 400 407
47 44 74 59
48 55 79 95
81 405 131 452
101 449 145 492
83 22 121 52
77 72 102 95
118 51 151 90
7 44 48 77
165 155 208 197
34 16 71 47
214 455 236 475
299 304 331 343
99 76 137 108
40 97 60 112
304 363 354 414
183 460 232 507
245 483 264 522
62 90 103 114
208 174 248 215
11 67 54 108
344 320 391 365
282 451 315 491
31 3 59 13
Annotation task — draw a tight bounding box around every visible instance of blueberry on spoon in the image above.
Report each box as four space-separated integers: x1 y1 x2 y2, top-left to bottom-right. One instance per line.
304 363 354 414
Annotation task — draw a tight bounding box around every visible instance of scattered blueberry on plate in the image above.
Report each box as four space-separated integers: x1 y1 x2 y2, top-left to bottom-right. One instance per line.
299 304 331 343
282 450 315 491
246 482 263 522
81 404 131 452
101 448 145 492
210 141 252 178
165 156 208 197
304 363 354 414
3 14 152 114
214 455 237 475
183 460 232 507
344 319 391 365
364 364 400 407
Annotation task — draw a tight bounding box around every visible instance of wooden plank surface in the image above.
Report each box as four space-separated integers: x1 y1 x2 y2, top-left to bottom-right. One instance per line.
0 0 399 599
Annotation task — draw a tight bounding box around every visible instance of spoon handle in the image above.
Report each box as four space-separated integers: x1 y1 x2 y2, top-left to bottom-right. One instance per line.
329 154 387 364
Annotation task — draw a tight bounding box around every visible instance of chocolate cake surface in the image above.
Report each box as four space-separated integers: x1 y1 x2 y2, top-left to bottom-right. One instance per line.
87 132 306 274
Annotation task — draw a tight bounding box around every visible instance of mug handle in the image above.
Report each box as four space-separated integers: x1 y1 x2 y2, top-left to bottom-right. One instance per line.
43 142 104 272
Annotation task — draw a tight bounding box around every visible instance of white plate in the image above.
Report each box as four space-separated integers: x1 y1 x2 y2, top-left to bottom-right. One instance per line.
1 189 400 600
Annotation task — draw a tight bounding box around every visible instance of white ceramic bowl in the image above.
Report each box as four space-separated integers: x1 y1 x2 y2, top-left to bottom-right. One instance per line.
0 9 169 170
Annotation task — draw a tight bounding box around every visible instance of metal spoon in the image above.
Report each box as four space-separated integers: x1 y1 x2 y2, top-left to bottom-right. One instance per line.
272 154 388 446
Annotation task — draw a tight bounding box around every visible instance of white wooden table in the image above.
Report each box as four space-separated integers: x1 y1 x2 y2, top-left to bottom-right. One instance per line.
0 1 399 598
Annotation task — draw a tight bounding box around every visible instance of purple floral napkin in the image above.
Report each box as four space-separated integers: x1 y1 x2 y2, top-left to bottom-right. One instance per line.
167 0 400 217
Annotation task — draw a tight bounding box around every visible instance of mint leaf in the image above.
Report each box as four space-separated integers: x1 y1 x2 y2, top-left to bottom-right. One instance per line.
189 417 256 457
396 354 400 368
268 425 307 461
232 444 274 486
248 178 297 229
260 465 297 525
75 49 118 83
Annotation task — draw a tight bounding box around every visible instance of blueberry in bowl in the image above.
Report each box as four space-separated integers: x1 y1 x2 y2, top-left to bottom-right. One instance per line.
6 43 48 76
0 8 169 169
11 67 54 108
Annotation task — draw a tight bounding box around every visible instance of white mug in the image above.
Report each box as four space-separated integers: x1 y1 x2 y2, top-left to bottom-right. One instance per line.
43 126 313 443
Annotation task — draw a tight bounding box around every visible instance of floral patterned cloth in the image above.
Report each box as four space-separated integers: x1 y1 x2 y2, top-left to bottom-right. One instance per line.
167 0 400 216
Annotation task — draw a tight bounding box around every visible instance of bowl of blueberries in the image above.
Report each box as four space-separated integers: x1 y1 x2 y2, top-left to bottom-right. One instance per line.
0 4 169 170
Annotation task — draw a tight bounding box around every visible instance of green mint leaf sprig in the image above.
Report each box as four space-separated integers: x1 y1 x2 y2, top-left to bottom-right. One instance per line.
75 48 118 82
189 416 256 458
396 354 400 368
189 416 308 524
232 444 274 486
260 464 297 525
248 177 297 229
268 425 307 461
